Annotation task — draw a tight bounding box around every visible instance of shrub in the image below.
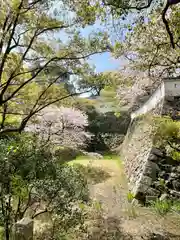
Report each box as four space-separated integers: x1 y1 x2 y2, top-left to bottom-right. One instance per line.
153 116 180 161
171 200 180 213
153 117 180 145
127 191 135 203
0 133 89 239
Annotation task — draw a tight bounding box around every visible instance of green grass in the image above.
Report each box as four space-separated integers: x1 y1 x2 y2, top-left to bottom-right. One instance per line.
74 155 92 161
0 227 4 240
70 153 122 168
103 154 120 161
103 154 122 168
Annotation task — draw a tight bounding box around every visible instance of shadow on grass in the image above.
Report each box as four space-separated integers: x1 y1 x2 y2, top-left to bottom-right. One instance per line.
87 216 133 240
86 215 180 240
34 213 180 240
73 163 111 184
35 216 133 240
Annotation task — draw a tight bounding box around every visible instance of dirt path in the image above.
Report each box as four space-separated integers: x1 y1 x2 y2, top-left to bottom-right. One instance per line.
87 159 128 217
75 159 180 240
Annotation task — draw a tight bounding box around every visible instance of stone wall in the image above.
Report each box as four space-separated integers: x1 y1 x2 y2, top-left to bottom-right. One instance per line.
121 78 180 202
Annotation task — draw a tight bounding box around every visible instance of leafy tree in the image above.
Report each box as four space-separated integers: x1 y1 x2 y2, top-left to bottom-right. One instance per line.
0 0 110 135
0 134 89 239
70 0 180 48
86 110 130 151
101 0 180 48
74 95 130 152
113 7 180 78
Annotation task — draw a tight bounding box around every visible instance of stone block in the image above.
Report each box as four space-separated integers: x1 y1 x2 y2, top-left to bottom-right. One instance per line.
170 172 178 179
172 180 180 191
148 153 159 162
170 190 180 198
151 147 164 157
139 176 152 186
144 161 160 180
159 193 169 201
147 187 160 197
159 164 172 172
166 96 174 102
176 166 180 173
146 195 158 202
13 218 33 240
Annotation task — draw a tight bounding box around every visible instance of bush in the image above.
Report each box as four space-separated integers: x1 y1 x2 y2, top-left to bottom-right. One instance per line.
153 116 180 161
153 117 180 144
0 133 89 239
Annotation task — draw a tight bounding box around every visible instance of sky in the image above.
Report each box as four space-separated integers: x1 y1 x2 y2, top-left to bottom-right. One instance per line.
78 24 121 97
53 3 124 73
80 23 121 73
79 52 121 97
88 52 120 73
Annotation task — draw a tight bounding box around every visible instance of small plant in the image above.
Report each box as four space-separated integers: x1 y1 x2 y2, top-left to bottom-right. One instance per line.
157 178 167 192
127 191 135 203
171 200 180 213
151 199 172 216
171 150 180 161
125 191 137 219
92 200 103 212
126 204 138 219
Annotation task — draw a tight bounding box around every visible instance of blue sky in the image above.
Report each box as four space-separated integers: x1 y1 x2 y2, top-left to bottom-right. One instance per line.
53 6 122 73
80 23 121 73
88 52 120 72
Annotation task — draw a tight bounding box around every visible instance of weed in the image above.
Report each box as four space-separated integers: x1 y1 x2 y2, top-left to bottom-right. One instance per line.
151 200 172 216
127 191 135 203
171 200 180 214
125 191 137 219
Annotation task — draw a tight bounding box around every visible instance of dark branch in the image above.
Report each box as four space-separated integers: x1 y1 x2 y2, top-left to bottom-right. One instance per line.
162 2 175 48
0 0 23 84
32 209 48 219
0 103 7 129
0 50 107 105
103 0 154 11
168 140 180 152
0 89 93 135
162 0 180 48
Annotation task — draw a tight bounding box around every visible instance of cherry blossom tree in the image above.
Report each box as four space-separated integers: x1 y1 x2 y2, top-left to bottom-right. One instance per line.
26 106 92 148
116 70 160 110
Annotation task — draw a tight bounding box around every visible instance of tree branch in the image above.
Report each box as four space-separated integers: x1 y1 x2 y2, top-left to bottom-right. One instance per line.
103 0 154 10
0 88 93 134
162 1 175 48
168 140 180 152
162 0 180 48
0 103 8 129
30 72 71 111
32 209 48 219
0 0 24 85
0 50 106 105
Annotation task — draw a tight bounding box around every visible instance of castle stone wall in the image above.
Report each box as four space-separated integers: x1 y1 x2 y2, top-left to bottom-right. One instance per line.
121 78 180 201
